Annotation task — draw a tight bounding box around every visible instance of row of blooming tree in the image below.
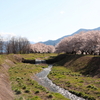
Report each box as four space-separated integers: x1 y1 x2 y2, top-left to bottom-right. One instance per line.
2 30 100 55
30 43 55 53
55 30 100 55
0 35 55 54
0 36 30 54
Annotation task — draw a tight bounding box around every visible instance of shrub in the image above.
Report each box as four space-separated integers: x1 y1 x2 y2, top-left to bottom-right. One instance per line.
35 90 39 94
22 85 26 89
65 81 70 85
19 97 23 100
25 89 30 93
15 88 21 94
88 97 95 100
86 85 97 90
48 94 53 98
28 96 41 100
79 80 84 83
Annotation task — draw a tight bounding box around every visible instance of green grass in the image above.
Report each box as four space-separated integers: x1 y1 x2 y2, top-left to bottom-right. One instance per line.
21 53 58 60
48 66 100 100
8 53 69 100
4 53 100 100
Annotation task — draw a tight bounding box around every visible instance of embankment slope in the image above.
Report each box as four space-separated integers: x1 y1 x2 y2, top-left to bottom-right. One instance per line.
0 54 23 100
46 54 100 77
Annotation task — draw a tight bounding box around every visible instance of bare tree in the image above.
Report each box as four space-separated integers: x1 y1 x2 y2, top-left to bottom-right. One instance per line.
18 37 30 54
0 35 4 54
5 36 30 54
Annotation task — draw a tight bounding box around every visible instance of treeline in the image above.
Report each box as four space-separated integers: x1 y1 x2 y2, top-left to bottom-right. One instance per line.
0 36 30 54
55 30 100 55
0 36 55 54
30 43 55 53
1 30 100 55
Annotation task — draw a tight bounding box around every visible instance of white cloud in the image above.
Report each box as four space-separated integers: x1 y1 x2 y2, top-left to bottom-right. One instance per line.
0 32 16 40
0 32 15 36
33 37 44 43
60 11 65 14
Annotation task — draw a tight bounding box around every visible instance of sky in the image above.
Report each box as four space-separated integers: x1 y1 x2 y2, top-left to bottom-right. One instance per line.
0 0 100 42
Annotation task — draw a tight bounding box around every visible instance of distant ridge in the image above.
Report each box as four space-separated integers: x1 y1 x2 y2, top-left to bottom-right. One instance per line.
30 41 35 44
40 27 100 46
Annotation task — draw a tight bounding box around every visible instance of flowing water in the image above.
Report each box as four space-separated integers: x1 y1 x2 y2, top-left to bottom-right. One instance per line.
34 61 85 100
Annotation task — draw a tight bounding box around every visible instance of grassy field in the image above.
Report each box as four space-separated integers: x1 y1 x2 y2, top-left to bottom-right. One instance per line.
48 54 100 100
21 53 58 60
48 66 100 100
1 53 100 100
8 53 69 100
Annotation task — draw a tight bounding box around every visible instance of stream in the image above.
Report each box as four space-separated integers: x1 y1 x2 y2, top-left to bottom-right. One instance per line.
34 60 85 100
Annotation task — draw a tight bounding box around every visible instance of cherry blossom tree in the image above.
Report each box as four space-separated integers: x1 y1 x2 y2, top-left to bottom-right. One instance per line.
30 43 55 53
55 30 100 55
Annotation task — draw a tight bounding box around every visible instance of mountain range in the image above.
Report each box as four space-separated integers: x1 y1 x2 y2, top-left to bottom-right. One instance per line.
40 27 100 46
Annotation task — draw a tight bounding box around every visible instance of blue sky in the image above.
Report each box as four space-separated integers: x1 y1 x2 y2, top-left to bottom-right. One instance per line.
0 0 100 42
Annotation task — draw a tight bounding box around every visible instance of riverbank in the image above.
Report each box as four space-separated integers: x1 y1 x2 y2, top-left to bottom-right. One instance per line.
0 54 23 100
34 65 85 100
0 53 57 100
1 53 100 100
47 54 100 100
8 53 69 100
